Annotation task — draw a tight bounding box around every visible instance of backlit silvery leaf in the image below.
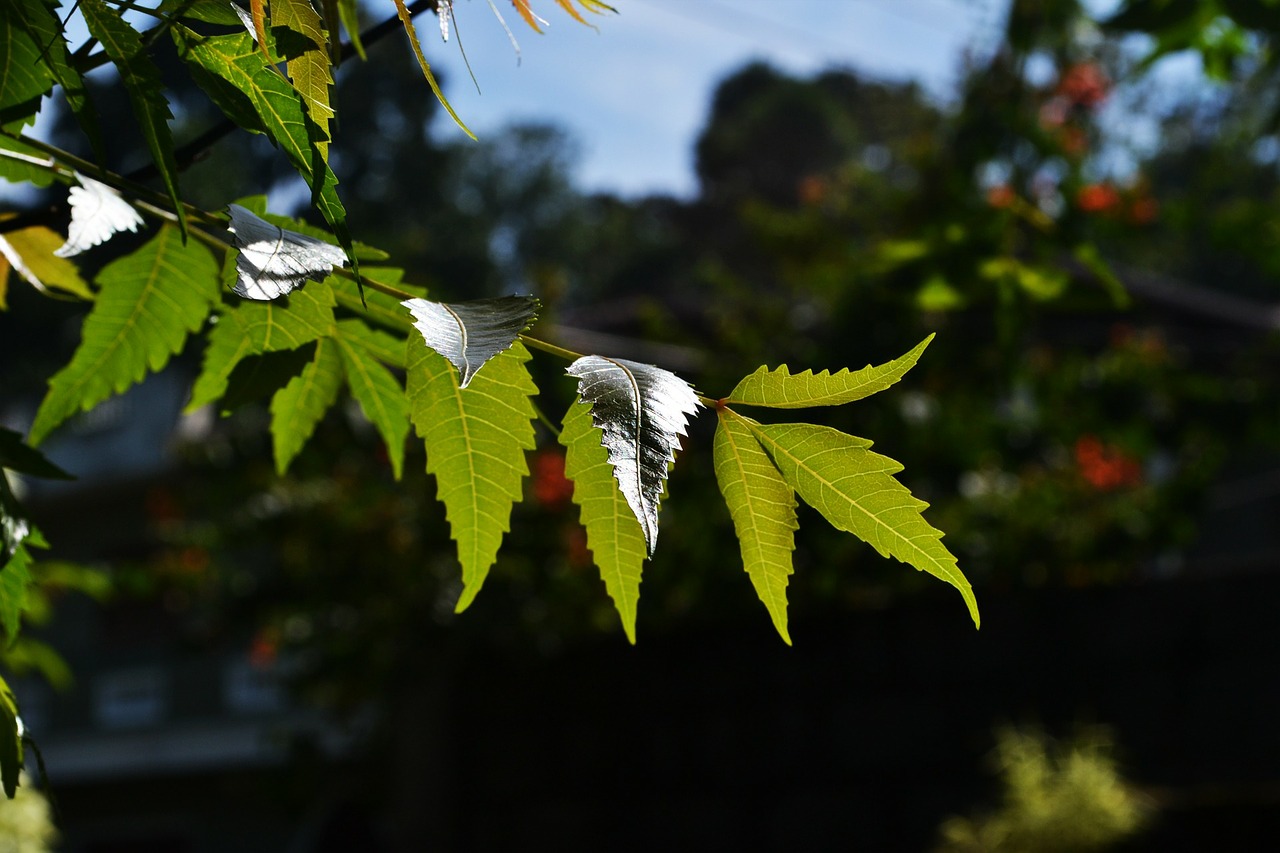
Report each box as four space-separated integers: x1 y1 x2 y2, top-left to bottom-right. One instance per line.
566 356 702 554
227 204 346 301
55 172 144 258
403 296 539 388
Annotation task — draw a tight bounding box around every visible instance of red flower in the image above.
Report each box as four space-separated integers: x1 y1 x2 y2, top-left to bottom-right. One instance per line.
1074 435 1143 491
532 449 574 509
1077 183 1120 214
1057 63 1109 109
986 184 1016 208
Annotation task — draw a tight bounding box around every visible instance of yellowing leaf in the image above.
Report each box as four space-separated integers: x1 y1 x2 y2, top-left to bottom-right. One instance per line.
561 397 648 643
750 421 979 628
726 335 933 408
714 409 797 644
0 225 93 300
272 0 335 161
512 0 547 31
407 336 537 612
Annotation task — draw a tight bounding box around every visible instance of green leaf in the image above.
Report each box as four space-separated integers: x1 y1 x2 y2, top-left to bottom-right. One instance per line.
0 224 93 300
0 136 55 186
80 0 186 236
222 345 317 412
172 26 356 276
159 0 246 26
561 398 647 643
713 410 797 644
726 335 933 408
30 225 219 444
270 336 342 474
749 421 980 628
406 336 537 612
0 674 22 798
565 356 702 554
0 2 53 128
0 540 35 646
404 296 539 387
334 0 366 60
188 283 337 411
0 429 71 480
272 0 335 162
8 0 103 158
334 327 410 479
335 318 407 369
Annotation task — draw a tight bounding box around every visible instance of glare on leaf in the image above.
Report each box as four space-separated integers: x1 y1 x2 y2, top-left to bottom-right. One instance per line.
54 172 144 258
566 356 702 554
227 204 346 301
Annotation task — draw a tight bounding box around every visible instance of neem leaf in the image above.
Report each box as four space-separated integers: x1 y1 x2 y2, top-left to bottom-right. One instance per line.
0 674 22 798
749 422 979 628
561 397 647 643
0 535 37 646
391 0 475 138
7 0 104 158
173 27 357 282
713 409 798 644
334 326 410 479
227 204 346 300
30 225 219 444
511 0 549 31
403 296 539 388
726 334 933 408
0 225 93 300
0 429 71 481
0 2 54 128
272 0 335 161
55 173 144 258
80 0 186 236
564 356 701 555
270 336 342 474
407 335 537 612
188 282 336 411
334 0 366 60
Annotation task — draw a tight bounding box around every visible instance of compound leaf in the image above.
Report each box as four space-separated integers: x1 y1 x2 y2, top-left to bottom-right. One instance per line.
406 335 537 612
750 422 979 628
270 335 342 474
173 26 355 276
30 225 219 444
0 429 71 480
714 409 798 644
561 397 647 643
564 356 701 555
81 0 185 235
335 327 410 479
726 334 933 408
403 295 539 388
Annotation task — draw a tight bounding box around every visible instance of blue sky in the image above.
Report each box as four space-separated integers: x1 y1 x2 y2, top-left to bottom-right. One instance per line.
423 0 1010 197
